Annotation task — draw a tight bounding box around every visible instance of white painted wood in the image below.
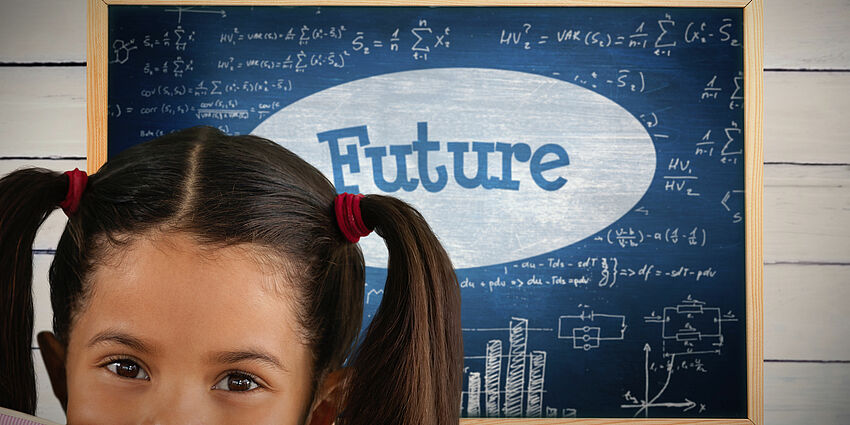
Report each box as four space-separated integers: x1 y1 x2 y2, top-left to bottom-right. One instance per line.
0 68 86 157
765 72 850 164
765 264 850 361
765 362 850 425
0 0 86 63
764 164 850 264
764 0 850 69
0 160 87 251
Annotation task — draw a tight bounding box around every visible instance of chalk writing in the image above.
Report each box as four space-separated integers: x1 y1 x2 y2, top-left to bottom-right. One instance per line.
107 6 747 419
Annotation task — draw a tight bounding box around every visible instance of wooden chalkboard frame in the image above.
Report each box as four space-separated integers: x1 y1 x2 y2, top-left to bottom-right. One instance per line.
86 1 763 424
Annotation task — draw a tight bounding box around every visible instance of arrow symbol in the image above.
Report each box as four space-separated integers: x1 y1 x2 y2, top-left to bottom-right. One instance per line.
721 191 731 211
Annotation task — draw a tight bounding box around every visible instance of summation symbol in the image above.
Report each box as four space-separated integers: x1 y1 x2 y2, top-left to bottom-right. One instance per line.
721 188 745 223
720 121 743 163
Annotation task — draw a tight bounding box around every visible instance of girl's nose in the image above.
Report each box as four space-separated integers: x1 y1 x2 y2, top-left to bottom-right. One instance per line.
139 381 210 425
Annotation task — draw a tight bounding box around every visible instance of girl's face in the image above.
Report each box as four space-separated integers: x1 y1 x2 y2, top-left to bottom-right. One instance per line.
59 232 316 424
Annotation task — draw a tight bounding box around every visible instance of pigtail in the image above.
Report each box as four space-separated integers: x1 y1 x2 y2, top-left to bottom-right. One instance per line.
341 195 462 425
0 168 67 413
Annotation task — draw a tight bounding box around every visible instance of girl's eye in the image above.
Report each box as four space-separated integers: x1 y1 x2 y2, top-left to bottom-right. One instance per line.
212 372 260 392
104 359 149 380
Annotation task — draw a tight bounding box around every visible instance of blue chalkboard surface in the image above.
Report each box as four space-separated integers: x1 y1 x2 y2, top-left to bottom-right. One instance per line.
107 5 746 419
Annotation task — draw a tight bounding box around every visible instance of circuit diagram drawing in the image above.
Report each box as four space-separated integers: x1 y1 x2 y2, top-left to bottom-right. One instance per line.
643 295 738 358
557 307 627 350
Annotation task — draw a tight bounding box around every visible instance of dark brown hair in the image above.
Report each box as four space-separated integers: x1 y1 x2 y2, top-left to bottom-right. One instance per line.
0 125 462 424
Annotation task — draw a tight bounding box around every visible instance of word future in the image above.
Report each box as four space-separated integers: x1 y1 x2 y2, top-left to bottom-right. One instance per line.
318 122 571 193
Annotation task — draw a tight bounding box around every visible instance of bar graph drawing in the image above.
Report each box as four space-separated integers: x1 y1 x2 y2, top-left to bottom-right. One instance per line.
461 317 577 418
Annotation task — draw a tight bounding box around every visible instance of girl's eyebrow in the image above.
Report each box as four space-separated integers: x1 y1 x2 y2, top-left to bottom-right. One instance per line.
87 331 289 373
87 329 155 354
209 349 289 373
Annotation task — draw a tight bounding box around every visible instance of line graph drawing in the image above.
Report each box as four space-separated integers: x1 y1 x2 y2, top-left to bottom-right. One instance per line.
620 344 705 417
557 307 627 350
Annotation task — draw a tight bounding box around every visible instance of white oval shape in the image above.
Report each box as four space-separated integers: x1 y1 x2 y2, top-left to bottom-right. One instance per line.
253 68 656 269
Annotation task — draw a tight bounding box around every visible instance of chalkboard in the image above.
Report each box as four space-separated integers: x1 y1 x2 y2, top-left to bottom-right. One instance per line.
89 1 764 423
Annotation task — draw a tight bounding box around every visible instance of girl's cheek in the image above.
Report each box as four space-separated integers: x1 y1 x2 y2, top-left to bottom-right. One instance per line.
65 363 149 425
211 402 294 425
66 385 139 425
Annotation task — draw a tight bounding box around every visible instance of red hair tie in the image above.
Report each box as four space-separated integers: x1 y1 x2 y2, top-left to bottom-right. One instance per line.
334 192 371 243
59 168 88 217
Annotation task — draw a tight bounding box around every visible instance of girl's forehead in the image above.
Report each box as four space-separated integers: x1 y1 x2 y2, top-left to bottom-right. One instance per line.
71 232 306 357
92 231 292 292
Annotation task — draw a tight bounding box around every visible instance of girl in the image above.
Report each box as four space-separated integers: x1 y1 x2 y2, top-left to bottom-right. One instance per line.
0 125 463 424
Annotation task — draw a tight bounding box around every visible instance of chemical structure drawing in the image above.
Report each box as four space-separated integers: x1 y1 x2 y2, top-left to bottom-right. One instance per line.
110 39 138 65
557 306 627 350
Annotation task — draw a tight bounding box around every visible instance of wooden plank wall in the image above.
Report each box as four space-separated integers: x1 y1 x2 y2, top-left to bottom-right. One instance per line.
1 0 848 422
